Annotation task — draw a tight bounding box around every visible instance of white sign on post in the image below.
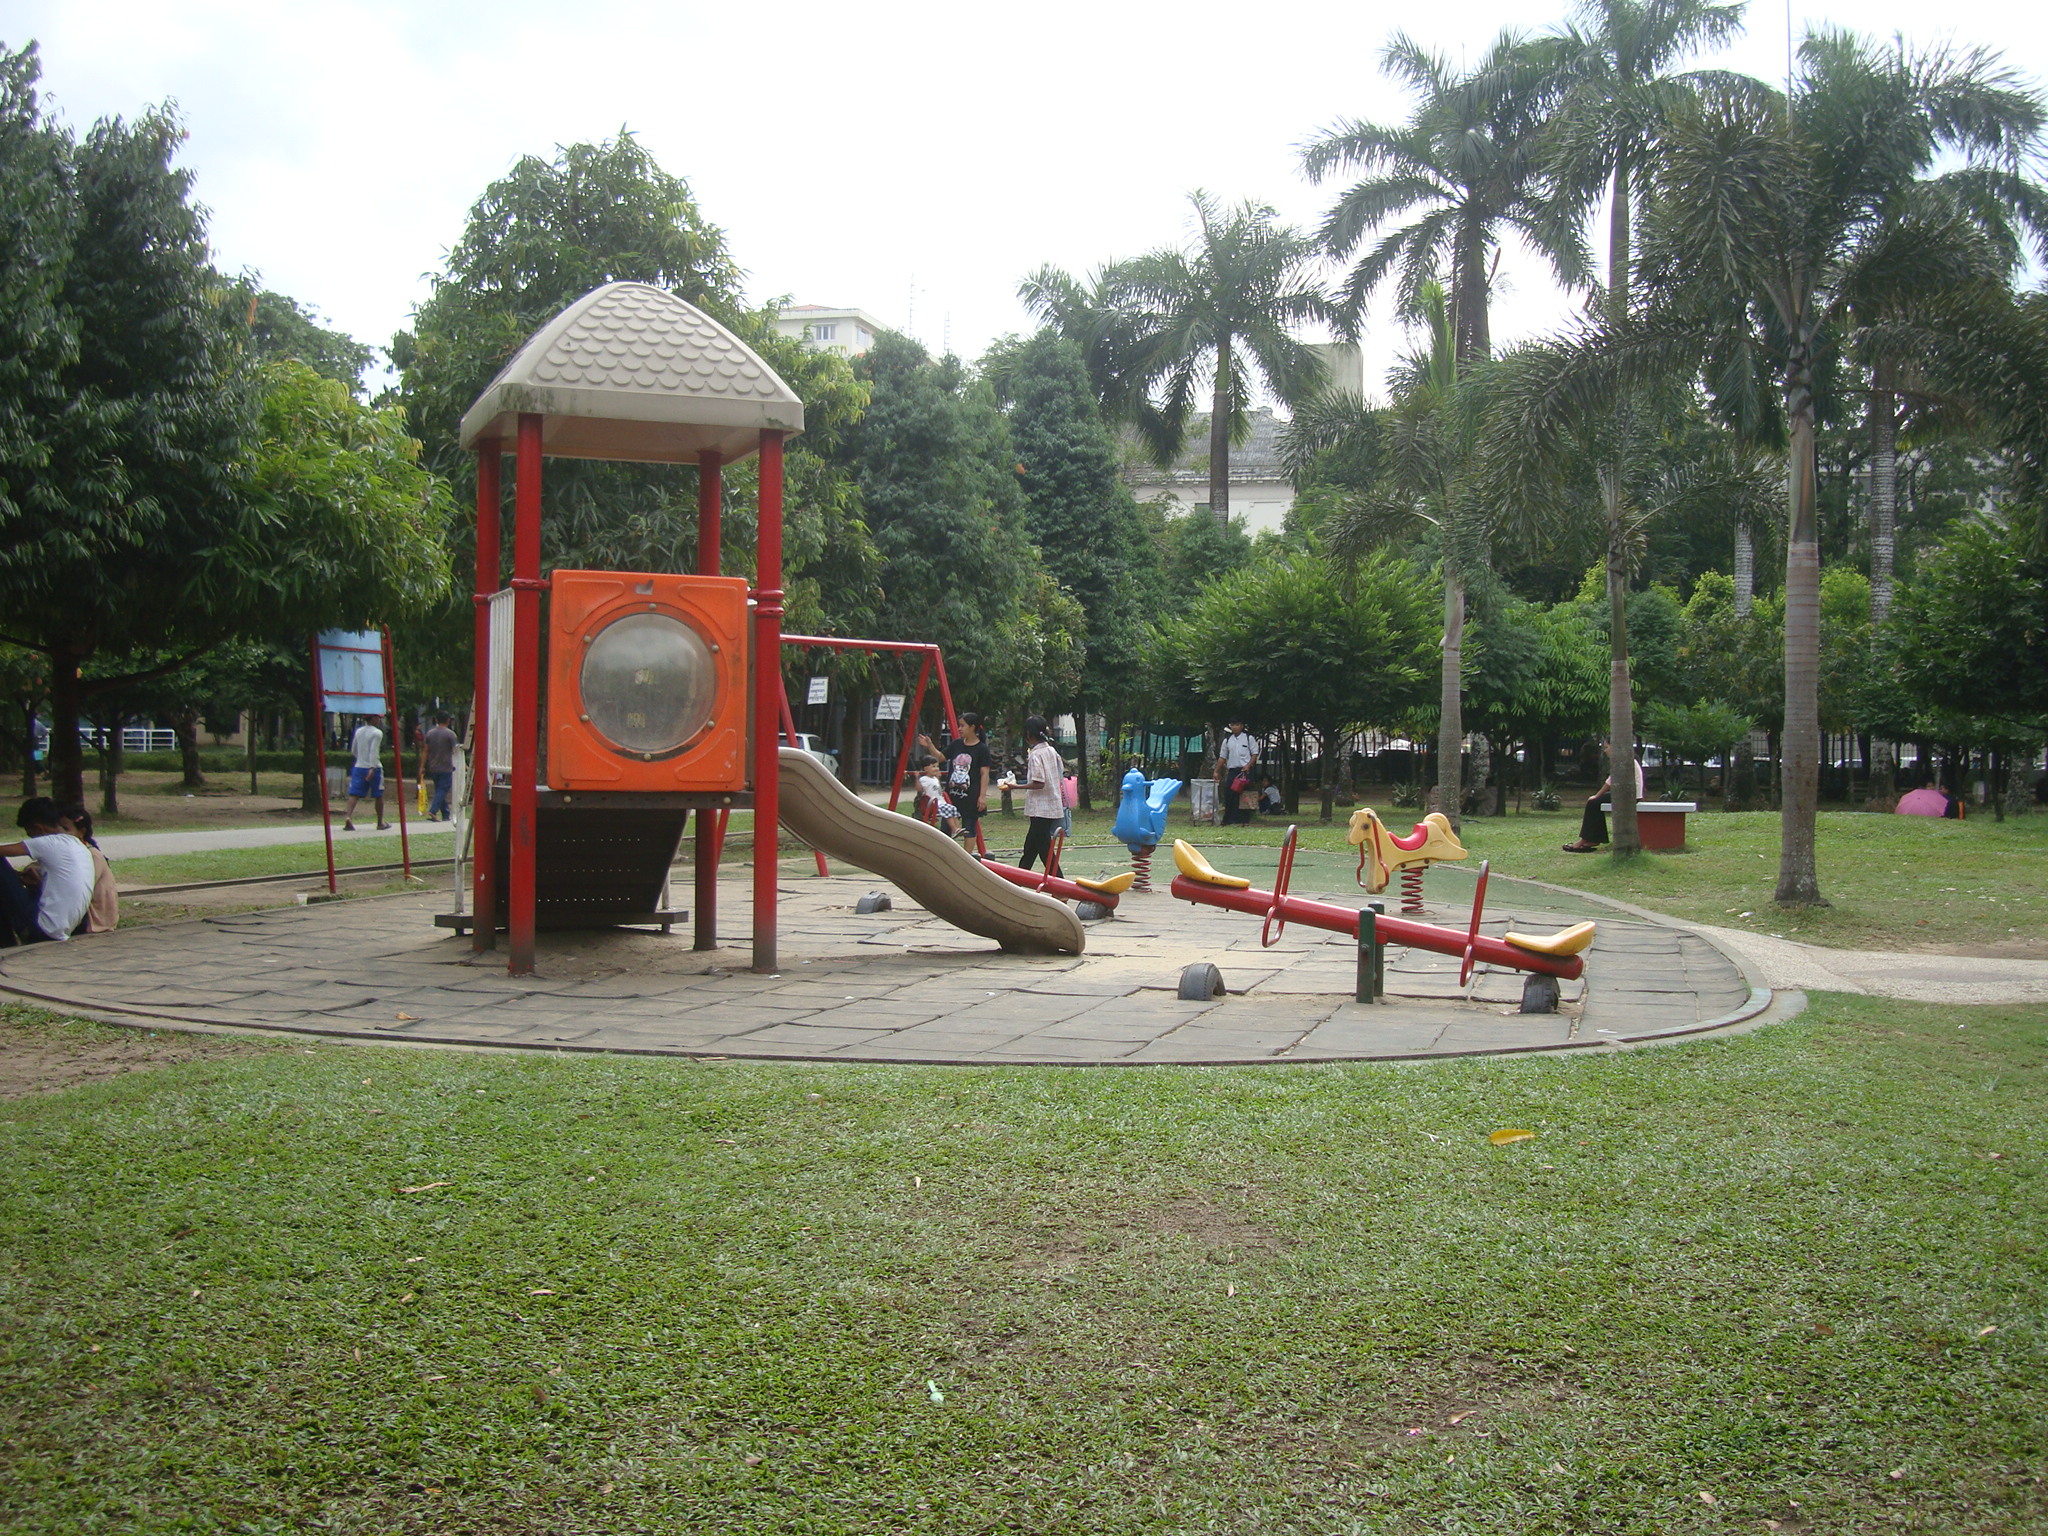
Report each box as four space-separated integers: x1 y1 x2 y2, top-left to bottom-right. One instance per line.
807 676 830 705
874 694 905 722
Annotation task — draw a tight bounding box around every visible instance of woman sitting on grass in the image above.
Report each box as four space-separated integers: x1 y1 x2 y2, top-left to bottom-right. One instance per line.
59 803 117 933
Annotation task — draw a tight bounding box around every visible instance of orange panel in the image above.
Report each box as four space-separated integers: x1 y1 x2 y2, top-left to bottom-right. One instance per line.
547 570 750 791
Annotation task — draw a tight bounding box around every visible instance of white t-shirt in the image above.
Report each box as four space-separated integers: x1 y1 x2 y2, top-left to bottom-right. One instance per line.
25 832 93 940
351 724 383 769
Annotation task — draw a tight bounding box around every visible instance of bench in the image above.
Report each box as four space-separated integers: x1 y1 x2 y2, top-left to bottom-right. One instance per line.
1601 800 1697 851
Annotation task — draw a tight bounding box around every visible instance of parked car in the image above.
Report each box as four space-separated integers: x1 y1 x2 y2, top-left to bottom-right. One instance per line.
789 732 838 773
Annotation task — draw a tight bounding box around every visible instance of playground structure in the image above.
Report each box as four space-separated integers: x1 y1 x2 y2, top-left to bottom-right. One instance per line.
1348 806 1467 914
1170 830 1595 1010
456 282 1079 974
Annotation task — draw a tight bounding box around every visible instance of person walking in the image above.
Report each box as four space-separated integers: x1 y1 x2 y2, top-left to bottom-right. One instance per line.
1015 716 1065 876
342 714 389 832
1563 741 1645 852
420 713 459 821
1218 718 1259 826
918 711 993 848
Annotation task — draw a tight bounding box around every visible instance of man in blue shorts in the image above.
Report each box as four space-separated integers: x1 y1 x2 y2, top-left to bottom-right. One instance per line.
343 715 389 831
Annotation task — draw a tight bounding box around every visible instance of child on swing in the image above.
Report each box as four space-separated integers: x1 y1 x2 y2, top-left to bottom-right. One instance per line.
913 756 961 837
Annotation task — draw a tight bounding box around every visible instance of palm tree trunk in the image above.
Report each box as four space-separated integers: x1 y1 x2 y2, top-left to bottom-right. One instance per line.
1208 338 1232 526
1453 236 1491 368
1436 569 1465 830
1777 355 1825 906
1606 474 1639 857
1733 524 1755 616
1868 380 1899 802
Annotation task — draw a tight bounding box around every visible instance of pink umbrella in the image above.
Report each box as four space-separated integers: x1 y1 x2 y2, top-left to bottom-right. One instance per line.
1895 786 1950 817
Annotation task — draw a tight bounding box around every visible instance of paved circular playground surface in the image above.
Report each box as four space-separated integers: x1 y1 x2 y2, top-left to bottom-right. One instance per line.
0 862 1769 1065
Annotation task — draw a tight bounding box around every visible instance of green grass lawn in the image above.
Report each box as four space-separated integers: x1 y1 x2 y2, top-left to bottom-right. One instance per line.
110 826 458 889
3 994 2042 1534
1046 801 2048 954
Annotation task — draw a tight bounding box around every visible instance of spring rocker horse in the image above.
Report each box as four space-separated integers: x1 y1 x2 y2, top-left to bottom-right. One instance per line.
1349 807 1468 914
1168 828 1595 1012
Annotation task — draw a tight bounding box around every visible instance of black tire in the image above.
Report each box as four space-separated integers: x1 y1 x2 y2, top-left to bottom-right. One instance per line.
1178 962 1226 1001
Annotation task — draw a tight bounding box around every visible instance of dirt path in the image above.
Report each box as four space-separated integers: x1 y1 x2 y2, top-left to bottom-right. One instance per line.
0 1008 273 1100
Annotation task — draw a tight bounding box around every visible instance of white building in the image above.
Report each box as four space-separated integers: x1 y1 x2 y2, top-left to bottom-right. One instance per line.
773 304 886 357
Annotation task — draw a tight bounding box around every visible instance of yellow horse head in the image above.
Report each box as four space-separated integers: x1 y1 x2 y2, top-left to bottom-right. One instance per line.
1346 807 1469 894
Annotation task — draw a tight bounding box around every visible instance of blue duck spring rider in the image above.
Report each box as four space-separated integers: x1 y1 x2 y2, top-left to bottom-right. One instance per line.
1113 766 1182 891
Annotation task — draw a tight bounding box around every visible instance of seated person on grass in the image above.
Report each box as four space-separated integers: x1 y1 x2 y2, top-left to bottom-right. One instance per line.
0 797 96 945
59 802 117 933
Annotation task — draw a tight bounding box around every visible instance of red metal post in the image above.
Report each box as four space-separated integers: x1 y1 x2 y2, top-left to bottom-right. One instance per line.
472 449 500 949
694 451 722 950
381 626 411 880
751 431 785 973
930 646 961 738
509 413 544 975
308 635 337 894
888 650 932 814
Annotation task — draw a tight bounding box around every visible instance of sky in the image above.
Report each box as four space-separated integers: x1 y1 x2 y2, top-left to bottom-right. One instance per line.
11 0 2048 403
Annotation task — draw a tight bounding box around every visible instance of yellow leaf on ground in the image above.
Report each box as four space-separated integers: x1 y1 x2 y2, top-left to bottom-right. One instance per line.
1488 1129 1535 1145
398 1182 450 1194
1698 1491 1716 1505
1977 1325 1998 1336
530 1289 555 1296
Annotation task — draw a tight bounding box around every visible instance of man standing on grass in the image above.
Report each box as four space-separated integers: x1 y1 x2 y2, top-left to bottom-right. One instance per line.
420 714 458 822
1218 718 1259 826
342 714 389 832
0 798 95 945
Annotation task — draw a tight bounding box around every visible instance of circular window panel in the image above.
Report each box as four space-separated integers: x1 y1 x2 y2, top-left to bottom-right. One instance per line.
578 611 718 759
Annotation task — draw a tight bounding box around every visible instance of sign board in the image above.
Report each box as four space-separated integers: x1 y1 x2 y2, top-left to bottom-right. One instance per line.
807 676 830 705
874 693 905 722
315 630 385 714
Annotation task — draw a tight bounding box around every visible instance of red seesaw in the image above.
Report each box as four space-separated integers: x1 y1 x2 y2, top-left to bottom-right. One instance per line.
1169 829 1594 984
981 829 1135 912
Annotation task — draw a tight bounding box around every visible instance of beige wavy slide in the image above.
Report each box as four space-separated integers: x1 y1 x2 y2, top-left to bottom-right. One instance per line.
775 748 1085 955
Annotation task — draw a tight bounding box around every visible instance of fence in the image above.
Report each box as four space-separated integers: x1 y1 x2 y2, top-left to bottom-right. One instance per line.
77 726 178 754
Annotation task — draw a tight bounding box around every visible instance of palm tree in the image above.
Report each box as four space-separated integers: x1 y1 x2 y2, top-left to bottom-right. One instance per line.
1302 30 1590 369
1110 193 1329 525
1300 285 1495 827
1496 30 2044 905
1543 0 1748 855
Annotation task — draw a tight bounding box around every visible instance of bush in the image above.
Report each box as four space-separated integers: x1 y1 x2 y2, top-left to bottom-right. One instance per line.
104 750 307 774
1532 784 1562 812
1390 780 1423 809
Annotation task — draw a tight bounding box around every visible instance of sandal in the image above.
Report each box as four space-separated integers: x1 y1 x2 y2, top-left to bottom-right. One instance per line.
1561 840 1596 853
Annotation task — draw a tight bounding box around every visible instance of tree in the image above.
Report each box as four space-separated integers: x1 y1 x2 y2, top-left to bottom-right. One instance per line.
1542 0 1748 855
1111 194 1328 525
1302 30 1588 367
1296 285 1497 826
0 46 258 806
245 290 377 392
996 330 1163 802
392 133 876 705
828 333 1048 716
1148 549 1437 821
1494 32 2044 903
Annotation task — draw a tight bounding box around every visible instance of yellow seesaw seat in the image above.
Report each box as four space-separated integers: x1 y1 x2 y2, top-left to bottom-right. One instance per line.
1503 921 1597 958
1171 840 1251 889
1073 871 1136 896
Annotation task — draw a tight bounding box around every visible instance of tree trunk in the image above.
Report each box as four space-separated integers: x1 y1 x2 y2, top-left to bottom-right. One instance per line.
1453 233 1491 368
1074 701 1092 812
835 703 860 790
176 706 207 789
1869 382 1899 624
18 697 37 798
1733 524 1755 616
1776 358 1825 905
1467 731 1491 816
1318 725 1336 823
1208 339 1233 525
1436 569 1465 831
99 714 125 817
47 640 87 807
1605 471 1639 858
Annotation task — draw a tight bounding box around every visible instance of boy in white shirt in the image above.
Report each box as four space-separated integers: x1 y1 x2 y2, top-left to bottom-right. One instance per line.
343 714 389 832
0 797 96 944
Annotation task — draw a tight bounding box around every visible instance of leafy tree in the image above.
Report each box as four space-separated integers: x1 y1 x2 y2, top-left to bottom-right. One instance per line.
1641 697 1754 800
0 46 257 805
828 333 1047 715
1302 30 1588 366
244 290 377 392
1463 598 1609 788
1149 549 1437 821
392 133 877 705
999 333 1162 702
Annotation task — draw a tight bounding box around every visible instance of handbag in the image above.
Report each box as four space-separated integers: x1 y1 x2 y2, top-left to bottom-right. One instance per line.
1230 772 1250 794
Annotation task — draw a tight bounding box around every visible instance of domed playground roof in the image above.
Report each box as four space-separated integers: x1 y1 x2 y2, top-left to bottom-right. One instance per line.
458 282 804 464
